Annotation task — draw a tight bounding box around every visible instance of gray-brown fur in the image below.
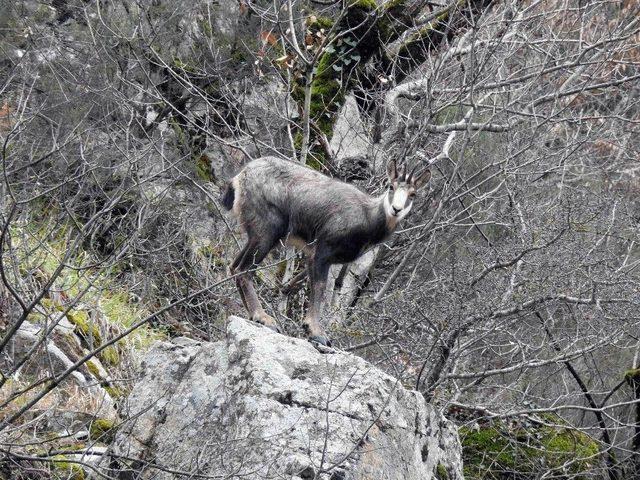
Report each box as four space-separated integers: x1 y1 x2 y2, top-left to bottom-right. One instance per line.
222 156 430 345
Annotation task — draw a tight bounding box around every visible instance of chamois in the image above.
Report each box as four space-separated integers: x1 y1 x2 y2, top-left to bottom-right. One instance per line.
221 156 431 346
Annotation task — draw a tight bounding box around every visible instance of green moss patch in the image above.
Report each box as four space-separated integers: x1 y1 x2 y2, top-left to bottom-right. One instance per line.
307 15 334 33
101 345 120 366
196 154 214 182
435 462 449 479
297 0 379 165
89 418 116 443
66 308 123 367
66 309 101 346
624 368 640 382
104 384 127 399
51 456 85 480
85 359 101 379
460 418 600 479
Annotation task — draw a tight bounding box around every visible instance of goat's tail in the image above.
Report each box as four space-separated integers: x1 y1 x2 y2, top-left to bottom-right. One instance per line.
220 182 235 211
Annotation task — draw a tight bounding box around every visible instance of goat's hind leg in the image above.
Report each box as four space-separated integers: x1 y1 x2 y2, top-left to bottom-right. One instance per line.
231 240 280 332
231 242 252 311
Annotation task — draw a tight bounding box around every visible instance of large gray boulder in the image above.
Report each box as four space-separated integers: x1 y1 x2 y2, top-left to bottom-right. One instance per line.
112 317 463 479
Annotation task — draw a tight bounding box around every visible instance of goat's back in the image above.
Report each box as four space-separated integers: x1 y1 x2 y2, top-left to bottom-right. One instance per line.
234 157 376 240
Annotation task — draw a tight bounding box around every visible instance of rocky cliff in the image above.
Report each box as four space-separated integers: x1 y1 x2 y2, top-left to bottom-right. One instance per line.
111 317 463 479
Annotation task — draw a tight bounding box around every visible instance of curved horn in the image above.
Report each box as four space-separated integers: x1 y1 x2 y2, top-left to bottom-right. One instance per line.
399 163 407 181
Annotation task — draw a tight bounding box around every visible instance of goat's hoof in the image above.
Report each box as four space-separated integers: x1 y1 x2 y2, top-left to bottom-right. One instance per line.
308 335 332 347
251 313 281 333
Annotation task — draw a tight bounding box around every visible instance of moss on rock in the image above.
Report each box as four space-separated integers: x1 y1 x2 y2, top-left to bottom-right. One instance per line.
41 298 65 312
299 0 378 164
86 358 125 399
66 309 101 346
196 154 214 182
99 345 120 366
51 456 85 480
67 308 123 367
624 368 640 382
89 418 116 443
307 15 335 32
85 359 101 379
460 418 599 479
104 384 127 399
309 50 346 135
298 0 435 164
435 462 449 480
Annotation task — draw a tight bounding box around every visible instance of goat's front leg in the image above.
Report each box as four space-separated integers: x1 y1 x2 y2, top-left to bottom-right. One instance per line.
303 258 331 346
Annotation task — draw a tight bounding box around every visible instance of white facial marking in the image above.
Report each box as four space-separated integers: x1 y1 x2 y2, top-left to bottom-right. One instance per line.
392 189 408 213
384 187 413 223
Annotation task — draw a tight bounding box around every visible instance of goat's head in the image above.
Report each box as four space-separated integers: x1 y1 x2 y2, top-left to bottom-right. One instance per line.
384 160 431 221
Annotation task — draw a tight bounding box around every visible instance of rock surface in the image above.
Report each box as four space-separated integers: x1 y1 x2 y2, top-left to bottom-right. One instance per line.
112 317 463 479
330 96 371 163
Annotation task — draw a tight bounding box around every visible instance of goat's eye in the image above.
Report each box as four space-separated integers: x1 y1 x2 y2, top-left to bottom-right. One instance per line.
409 193 416 199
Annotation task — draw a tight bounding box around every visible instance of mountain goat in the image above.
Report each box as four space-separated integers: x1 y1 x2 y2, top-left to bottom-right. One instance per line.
221 156 431 346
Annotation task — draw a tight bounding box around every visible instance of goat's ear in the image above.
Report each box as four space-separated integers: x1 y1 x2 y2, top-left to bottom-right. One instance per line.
412 169 431 189
386 160 397 182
